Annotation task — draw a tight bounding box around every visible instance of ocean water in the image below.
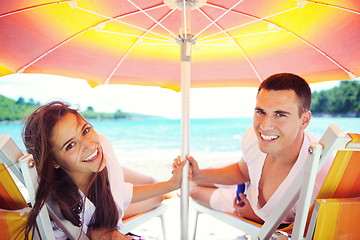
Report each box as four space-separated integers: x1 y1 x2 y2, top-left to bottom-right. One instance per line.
1 117 359 154
1 117 359 180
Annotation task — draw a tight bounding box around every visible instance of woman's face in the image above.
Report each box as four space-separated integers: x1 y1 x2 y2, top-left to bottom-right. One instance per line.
50 112 105 186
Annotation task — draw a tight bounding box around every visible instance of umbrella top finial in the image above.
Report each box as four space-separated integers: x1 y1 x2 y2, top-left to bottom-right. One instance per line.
164 0 207 10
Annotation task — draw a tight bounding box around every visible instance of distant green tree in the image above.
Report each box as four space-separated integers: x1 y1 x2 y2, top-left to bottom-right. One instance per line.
311 80 360 116
0 95 154 122
114 109 127 119
311 91 329 113
16 97 25 105
28 98 35 105
0 95 39 121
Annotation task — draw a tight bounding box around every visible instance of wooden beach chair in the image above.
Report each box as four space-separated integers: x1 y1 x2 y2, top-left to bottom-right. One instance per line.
191 124 360 239
0 135 169 240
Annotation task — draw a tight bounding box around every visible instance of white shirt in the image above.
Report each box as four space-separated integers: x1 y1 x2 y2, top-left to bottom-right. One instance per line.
241 126 329 224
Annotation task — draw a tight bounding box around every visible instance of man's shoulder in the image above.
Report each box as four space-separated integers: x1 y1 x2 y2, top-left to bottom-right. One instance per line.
242 126 258 146
304 129 318 143
242 126 263 162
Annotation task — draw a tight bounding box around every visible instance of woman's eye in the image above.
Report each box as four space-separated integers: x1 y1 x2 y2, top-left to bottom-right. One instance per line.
66 142 75 151
83 127 91 135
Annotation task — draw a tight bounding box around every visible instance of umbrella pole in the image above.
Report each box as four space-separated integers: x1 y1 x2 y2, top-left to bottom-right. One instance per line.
180 58 190 240
180 1 192 239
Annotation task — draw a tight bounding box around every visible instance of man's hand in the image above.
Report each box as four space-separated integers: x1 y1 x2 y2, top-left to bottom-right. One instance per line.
233 193 264 224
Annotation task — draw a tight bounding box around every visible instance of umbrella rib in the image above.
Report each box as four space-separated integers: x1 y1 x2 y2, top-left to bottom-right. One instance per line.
193 0 246 39
126 0 179 40
137 43 177 46
198 30 278 43
281 27 355 77
10 2 176 74
104 42 136 85
104 7 178 84
197 8 263 82
97 30 174 43
77 4 175 42
182 0 188 39
306 1 360 15
197 5 298 41
200 3 355 77
17 29 89 73
138 7 178 43
0 1 68 18
17 7 174 73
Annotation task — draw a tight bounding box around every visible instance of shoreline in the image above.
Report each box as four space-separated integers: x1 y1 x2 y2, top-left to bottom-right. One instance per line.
1 115 359 125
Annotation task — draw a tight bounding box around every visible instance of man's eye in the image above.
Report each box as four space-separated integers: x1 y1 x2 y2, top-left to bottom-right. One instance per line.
66 142 75 151
277 113 287 117
255 109 265 115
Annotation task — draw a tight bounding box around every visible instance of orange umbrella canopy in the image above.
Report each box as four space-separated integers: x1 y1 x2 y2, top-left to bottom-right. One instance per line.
0 0 359 91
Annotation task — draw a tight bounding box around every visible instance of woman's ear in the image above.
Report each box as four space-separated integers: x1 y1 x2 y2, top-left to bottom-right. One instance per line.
54 162 60 169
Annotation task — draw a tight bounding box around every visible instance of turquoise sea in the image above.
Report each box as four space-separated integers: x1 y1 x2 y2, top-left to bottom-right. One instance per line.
1 117 359 154
1 117 359 180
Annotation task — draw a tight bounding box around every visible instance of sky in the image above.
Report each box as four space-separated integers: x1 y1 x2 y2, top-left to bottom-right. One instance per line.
0 73 342 119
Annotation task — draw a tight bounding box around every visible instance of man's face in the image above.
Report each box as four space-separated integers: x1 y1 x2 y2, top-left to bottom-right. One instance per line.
253 89 311 158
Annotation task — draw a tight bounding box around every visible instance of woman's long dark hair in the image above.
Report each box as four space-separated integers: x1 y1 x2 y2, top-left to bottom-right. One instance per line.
22 101 119 239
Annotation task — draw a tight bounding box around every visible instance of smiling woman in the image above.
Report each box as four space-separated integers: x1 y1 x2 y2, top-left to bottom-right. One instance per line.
20 101 185 239
22 101 123 239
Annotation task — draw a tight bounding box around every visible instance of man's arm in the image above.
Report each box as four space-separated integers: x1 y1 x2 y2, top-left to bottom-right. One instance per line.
188 155 249 185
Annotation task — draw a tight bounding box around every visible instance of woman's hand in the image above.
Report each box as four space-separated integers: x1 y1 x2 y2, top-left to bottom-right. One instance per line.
87 228 134 239
233 193 264 224
169 158 186 189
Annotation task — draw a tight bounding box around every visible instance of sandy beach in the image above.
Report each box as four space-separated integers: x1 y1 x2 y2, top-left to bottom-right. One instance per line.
117 149 242 181
118 151 246 239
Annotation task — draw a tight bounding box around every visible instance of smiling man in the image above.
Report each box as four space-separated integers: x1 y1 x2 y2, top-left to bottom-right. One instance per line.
181 73 330 225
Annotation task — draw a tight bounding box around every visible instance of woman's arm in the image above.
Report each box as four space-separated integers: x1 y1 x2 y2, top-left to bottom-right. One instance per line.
131 160 186 203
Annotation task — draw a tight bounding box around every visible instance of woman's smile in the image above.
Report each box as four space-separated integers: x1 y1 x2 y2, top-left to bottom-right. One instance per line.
82 148 100 162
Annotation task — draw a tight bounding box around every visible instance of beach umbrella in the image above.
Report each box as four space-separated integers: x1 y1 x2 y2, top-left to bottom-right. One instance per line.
1 1 360 238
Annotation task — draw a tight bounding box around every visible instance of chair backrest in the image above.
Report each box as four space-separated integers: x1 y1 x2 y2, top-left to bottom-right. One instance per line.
0 135 24 184
304 133 360 240
316 133 360 199
290 129 360 240
0 163 28 210
0 134 89 240
0 136 31 239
